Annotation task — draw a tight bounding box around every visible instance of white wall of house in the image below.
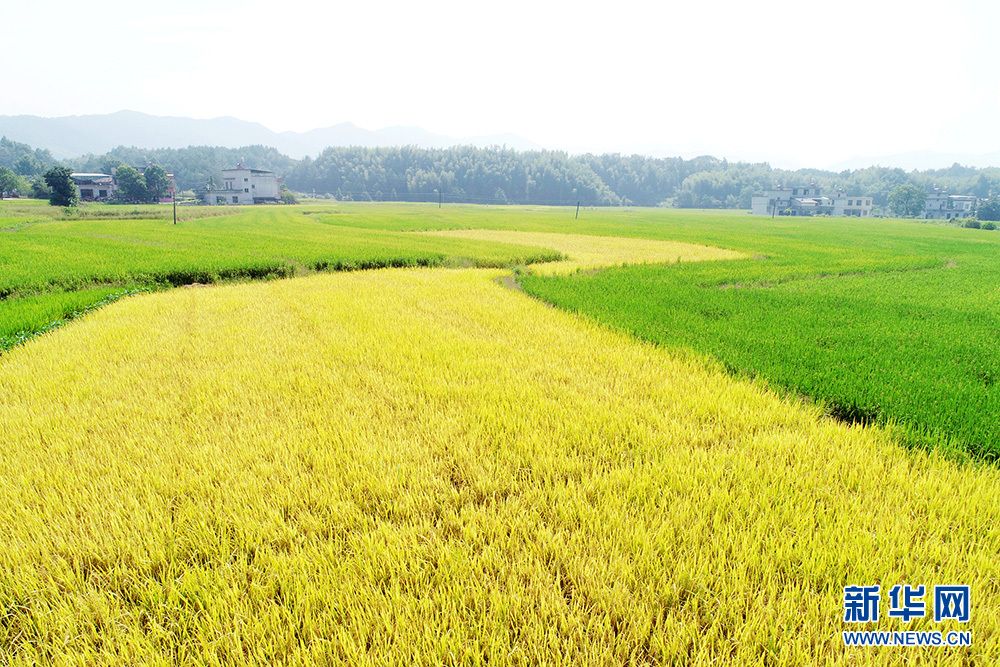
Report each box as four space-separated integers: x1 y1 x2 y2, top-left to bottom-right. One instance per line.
201 189 245 205
70 173 115 201
201 167 281 205
220 168 280 203
751 188 793 215
751 196 771 215
751 187 872 217
831 196 872 217
789 186 822 198
250 171 280 200
925 194 975 219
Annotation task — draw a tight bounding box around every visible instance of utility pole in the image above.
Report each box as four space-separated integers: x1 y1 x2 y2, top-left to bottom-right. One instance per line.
171 185 177 225
575 201 580 219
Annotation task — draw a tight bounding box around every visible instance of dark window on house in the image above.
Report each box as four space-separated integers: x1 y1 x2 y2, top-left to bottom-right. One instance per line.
80 189 93 199
99 190 108 198
244 188 249 193
233 196 239 204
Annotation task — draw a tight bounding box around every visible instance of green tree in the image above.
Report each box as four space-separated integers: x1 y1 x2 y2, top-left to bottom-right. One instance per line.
143 164 171 202
279 185 299 204
43 166 77 207
101 158 124 176
30 176 51 199
888 184 925 218
115 165 148 202
0 136 55 173
0 166 29 197
14 154 43 177
976 196 1000 221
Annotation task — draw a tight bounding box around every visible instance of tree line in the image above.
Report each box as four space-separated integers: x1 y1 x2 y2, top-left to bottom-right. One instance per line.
5 135 1000 210
0 136 58 198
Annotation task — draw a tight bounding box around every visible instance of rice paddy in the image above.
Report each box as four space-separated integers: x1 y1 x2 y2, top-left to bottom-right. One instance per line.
418 229 745 274
1 268 997 665
520 214 1000 460
1 201 998 664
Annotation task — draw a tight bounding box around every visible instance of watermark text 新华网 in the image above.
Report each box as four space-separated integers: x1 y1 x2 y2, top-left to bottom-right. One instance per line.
842 584 971 647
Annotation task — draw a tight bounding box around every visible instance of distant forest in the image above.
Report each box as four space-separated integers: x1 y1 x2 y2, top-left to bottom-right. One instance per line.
5 135 1000 209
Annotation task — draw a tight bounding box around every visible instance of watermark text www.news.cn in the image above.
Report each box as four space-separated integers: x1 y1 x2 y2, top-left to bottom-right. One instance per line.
842 584 971 647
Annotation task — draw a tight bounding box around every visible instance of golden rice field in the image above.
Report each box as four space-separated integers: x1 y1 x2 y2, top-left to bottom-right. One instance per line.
419 229 744 274
1 265 998 665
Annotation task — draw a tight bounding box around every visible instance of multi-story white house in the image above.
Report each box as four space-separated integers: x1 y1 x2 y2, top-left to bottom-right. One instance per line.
751 185 872 217
751 185 817 216
201 163 281 205
831 193 873 217
924 188 975 220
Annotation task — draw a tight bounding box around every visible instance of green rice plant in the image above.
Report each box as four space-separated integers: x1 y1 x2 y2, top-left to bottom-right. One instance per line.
0 288 146 351
0 206 560 299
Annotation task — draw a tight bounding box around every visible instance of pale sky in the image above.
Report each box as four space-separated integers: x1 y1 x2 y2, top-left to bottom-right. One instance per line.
5 0 1000 168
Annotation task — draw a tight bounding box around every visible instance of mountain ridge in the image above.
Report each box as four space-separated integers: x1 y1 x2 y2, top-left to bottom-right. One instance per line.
0 111 544 160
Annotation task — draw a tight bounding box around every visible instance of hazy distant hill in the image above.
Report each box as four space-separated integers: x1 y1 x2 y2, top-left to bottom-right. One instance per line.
832 150 1000 171
0 111 544 160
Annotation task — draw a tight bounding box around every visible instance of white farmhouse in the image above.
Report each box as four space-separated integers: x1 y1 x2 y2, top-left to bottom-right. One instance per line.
70 173 115 201
201 163 281 205
751 185 872 217
830 193 873 217
924 188 975 220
